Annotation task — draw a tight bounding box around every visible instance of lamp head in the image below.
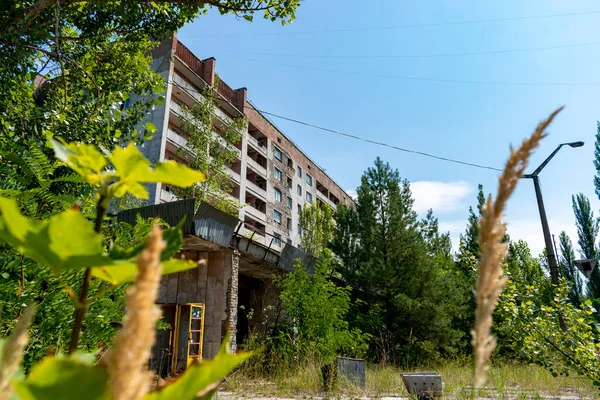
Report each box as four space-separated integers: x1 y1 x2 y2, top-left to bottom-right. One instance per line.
567 141 584 148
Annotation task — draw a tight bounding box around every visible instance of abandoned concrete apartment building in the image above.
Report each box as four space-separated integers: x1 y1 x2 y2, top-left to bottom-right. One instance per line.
122 37 353 374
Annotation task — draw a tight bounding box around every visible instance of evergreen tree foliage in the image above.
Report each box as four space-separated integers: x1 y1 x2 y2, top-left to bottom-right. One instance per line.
558 231 584 306
572 193 600 298
459 184 485 258
594 121 600 201
331 157 466 365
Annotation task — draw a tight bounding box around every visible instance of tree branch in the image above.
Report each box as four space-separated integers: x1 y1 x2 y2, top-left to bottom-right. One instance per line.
9 0 280 31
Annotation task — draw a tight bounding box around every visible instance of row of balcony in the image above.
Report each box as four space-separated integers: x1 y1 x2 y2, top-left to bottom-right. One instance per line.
172 72 236 126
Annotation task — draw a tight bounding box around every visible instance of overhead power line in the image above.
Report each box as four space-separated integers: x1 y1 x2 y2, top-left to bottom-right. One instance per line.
253 109 503 172
198 40 600 59
205 53 600 87
169 80 503 171
197 9 600 37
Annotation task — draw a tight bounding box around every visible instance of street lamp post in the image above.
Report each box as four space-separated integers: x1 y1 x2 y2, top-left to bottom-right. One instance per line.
522 141 584 286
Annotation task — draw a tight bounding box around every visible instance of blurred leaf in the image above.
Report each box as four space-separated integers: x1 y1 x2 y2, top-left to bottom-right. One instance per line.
12 356 109 400
91 258 195 285
0 197 107 272
0 198 186 274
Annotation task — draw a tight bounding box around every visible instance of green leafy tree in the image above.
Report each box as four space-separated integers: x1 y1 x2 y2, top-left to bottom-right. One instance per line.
572 193 600 298
331 157 466 364
174 76 247 215
299 202 335 257
275 250 368 365
499 278 600 392
558 231 584 306
0 140 254 399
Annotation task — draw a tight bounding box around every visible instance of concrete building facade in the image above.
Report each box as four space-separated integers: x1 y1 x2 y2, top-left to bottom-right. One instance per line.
142 36 353 250
131 36 354 373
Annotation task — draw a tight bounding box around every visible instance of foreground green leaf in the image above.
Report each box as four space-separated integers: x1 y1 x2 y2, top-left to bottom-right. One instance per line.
0 197 193 277
51 140 205 200
92 258 196 285
12 356 109 400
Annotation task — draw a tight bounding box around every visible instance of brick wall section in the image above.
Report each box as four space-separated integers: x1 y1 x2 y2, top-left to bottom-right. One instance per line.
243 101 354 208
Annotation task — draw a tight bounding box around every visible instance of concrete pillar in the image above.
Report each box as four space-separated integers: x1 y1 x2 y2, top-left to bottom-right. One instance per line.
227 250 240 353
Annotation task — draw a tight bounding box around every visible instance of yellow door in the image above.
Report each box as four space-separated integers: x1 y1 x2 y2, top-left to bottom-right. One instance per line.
187 303 205 367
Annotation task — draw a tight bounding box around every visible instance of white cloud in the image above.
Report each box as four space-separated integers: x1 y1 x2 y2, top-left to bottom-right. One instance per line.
411 181 473 215
345 189 358 200
506 218 578 256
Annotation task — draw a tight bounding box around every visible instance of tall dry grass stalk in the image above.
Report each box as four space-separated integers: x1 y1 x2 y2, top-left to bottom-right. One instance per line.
472 107 563 388
108 225 165 400
0 303 36 398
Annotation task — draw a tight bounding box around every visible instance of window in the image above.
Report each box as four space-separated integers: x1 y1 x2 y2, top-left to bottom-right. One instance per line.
287 218 292 231
306 174 313 186
274 168 282 181
287 196 292 209
274 188 281 202
274 146 282 161
297 165 302 178
273 233 281 246
287 176 293 189
297 224 302 235
297 185 302 196
297 204 302 215
306 192 312 203
287 157 293 168
273 210 282 224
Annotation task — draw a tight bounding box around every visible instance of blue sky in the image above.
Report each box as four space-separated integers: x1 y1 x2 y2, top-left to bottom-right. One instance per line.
179 0 600 255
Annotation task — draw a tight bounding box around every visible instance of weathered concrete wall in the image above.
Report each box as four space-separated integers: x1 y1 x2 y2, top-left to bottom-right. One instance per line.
155 249 234 360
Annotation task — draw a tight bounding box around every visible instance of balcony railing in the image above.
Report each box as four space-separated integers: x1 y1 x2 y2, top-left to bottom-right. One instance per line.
172 72 235 125
244 205 266 222
224 167 241 184
245 180 267 200
247 134 267 156
167 128 189 149
246 157 267 178
316 189 336 210
160 189 177 203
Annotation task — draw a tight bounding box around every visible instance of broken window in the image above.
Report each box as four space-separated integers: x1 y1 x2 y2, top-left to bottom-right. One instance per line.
274 146 282 161
274 209 282 224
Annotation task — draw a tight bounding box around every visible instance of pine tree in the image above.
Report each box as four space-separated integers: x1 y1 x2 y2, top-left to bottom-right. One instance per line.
558 231 584 306
331 157 466 364
459 184 485 258
572 193 600 298
593 121 600 200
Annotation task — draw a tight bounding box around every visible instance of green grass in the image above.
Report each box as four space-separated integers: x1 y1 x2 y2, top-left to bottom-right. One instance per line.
221 360 597 399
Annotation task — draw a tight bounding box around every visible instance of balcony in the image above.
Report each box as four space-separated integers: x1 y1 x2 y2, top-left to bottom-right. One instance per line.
172 72 235 125
160 189 177 203
167 128 189 149
316 190 336 209
246 157 267 178
245 180 267 200
247 134 267 156
224 166 241 184
244 205 266 223
169 101 185 118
